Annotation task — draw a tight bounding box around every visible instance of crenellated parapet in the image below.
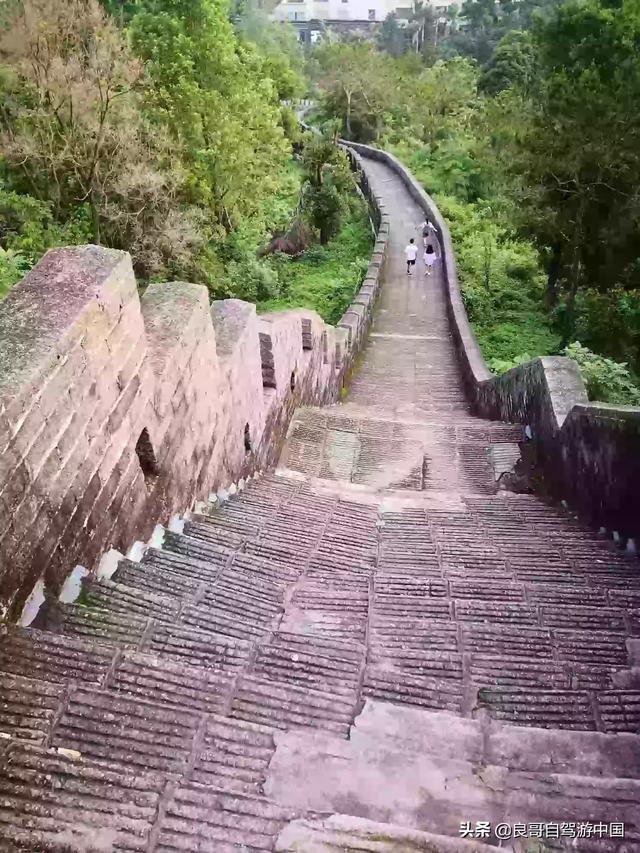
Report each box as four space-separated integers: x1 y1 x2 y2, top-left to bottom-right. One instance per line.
0 163 389 619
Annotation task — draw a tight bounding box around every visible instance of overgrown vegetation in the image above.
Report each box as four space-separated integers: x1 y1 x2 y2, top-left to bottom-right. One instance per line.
311 0 640 404
259 202 372 323
254 127 372 321
0 0 371 324
3 0 639 406
434 193 561 374
562 343 640 407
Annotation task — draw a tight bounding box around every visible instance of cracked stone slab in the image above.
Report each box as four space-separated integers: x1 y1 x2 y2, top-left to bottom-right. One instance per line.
265 699 640 843
274 814 498 852
264 701 505 838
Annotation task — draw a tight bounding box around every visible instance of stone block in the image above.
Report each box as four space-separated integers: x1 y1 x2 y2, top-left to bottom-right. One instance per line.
345 304 366 330
211 301 265 486
353 292 373 313
211 299 255 361
0 246 136 416
337 318 355 348
258 331 277 388
366 260 380 276
301 317 313 350
360 277 378 295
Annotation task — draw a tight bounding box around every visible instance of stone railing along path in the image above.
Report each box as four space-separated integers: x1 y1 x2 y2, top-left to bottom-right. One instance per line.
0 149 639 850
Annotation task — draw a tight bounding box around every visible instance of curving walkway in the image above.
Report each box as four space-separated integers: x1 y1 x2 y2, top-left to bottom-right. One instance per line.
0 154 639 851
349 158 470 417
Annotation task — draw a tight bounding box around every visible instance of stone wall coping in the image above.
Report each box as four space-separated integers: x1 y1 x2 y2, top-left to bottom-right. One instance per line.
0 246 133 400
210 298 257 361
573 402 640 420
142 281 210 357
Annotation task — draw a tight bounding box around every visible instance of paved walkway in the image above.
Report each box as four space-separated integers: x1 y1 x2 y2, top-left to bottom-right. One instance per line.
349 159 470 418
0 154 639 852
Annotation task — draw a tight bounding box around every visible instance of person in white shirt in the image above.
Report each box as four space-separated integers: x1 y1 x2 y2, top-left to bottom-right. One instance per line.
424 243 438 276
405 239 418 275
418 219 436 247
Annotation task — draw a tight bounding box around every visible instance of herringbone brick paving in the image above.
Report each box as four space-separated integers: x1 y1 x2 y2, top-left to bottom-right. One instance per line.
1 156 639 851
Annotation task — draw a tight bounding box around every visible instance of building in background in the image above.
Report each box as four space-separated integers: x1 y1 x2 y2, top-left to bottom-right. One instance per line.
272 0 394 27
271 0 459 44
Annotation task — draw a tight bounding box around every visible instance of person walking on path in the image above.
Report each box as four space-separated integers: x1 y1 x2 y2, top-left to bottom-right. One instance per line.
405 238 418 275
424 243 438 276
418 219 436 247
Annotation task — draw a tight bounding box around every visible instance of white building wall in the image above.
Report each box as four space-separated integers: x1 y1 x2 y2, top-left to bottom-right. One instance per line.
271 0 456 24
272 0 397 22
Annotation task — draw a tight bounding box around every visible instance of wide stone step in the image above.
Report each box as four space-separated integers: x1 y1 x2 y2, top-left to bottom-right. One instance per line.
185 515 263 543
252 630 364 697
80 578 180 623
0 673 63 743
145 540 233 576
77 554 288 644
46 602 151 649
230 675 358 737
280 407 516 493
477 685 640 732
165 523 247 554
0 624 113 686
134 550 288 619
265 699 640 848
40 597 254 671
53 686 202 774
115 556 215 598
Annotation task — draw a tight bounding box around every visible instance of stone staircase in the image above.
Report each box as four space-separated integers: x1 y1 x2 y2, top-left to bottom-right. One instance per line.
1 152 639 851
1 469 639 850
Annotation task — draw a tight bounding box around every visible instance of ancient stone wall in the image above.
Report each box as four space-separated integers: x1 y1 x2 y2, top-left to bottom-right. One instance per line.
0 159 388 618
476 358 640 534
344 141 640 539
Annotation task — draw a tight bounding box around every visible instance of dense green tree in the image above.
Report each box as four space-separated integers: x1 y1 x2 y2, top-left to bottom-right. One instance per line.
0 0 204 275
101 0 138 22
0 0 308 293
444 0 562 63
447 0 501 63
377 13 409 58
314 43 401 142
516 0 640 345
478 29 537 94
234 3 306 100
300 131 353 244
130 0 289 234
409 57 478 147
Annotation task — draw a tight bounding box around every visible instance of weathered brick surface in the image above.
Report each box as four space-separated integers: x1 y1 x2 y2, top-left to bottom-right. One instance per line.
0 249 149 617
0 163 387 617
